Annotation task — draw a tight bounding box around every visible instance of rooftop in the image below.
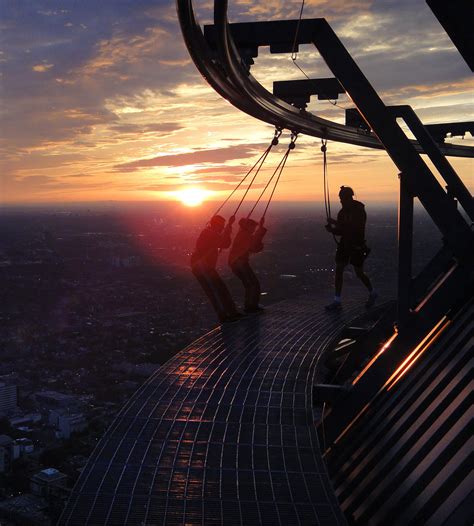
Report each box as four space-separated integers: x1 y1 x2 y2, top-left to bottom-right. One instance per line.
36 391 77 401
32 468 68 483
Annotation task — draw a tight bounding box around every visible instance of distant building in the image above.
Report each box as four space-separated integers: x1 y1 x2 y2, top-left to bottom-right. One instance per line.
9 412 42 428
35 390 80 412
15 437 34 456
0 448 6 473
0 382 17 415
0 434 14 473
30 468 68 498
49 410 88 439
0 494 51 526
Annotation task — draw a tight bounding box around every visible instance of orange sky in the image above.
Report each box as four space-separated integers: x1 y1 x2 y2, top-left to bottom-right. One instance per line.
1 1 472 206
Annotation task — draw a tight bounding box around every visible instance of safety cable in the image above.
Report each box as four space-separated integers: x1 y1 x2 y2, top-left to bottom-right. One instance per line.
213 128 282 217
290 0 305 61
248 133 298 219
322 138 331 221
321 139 339 245
290 0 347 110
261 142 291 218
233 142 272 216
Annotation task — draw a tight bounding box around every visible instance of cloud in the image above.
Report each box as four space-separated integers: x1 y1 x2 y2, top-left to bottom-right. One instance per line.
2 174 106 194
32 63 54 72
0 1 193 152
108 122 183 135
192 165 251 175
76 27 168 78
114 144 265 171
229 0 373 22
415 103 474 124
65 173 93 178
139 181 266 192
0 152 88 174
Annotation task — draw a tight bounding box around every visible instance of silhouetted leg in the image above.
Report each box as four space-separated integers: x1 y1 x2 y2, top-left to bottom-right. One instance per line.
231 261 259 310
209 269 239 316
354 265 373 292
244 263 261 309
335 263 345 296
192 268 228 321
231 263 249 307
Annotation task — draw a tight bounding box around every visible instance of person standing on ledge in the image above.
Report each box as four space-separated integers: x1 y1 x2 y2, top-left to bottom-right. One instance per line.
325 186 377 310
229 217 267 314
191 215 242 323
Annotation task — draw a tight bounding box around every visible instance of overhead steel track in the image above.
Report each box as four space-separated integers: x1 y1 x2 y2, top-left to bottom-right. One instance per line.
176 0 474 158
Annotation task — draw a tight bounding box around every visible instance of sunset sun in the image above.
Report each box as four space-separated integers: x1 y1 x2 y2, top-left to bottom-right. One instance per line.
177 187 210 207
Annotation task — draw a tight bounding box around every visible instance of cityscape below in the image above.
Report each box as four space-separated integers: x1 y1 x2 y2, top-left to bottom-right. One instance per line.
0 201 444 524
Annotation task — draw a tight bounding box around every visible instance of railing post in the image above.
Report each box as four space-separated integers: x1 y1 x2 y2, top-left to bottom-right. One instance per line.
397 171 414 328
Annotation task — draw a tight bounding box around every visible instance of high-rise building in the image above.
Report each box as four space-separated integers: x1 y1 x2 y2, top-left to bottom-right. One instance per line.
0 435 14 473
0 383 17 415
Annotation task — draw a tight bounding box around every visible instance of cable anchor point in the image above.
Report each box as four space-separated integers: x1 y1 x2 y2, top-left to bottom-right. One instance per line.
272 127 283 146
289 131 298 149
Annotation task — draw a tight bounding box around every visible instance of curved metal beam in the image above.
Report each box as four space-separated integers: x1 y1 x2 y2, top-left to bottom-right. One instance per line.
176 0 473 158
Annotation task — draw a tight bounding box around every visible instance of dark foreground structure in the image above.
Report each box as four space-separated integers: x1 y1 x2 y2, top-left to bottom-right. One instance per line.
59 295 472 525
60 0 473 523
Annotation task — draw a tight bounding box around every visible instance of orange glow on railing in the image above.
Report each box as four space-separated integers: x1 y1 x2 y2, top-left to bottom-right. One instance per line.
331 316 451 450
382 316 446 390
352 331 398 386
333 402 371 446
384 317 451 391
414 264 457 313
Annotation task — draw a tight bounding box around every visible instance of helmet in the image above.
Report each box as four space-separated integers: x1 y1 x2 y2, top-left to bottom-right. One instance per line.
210 215 225 227
339 186 354 198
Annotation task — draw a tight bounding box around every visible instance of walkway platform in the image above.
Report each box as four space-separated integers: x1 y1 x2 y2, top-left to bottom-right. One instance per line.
59 297 366 525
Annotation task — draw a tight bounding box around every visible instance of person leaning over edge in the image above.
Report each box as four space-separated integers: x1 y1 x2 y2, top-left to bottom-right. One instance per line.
228 217 267 314
324 186 377 310
191 214 242 323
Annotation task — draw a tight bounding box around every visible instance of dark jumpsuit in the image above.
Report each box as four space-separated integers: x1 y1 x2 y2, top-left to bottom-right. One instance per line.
228 225 267 311
191 225 238 321
332 200 368 266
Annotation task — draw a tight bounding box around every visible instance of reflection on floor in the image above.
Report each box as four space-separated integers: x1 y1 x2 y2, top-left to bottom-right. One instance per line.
60 296 366 526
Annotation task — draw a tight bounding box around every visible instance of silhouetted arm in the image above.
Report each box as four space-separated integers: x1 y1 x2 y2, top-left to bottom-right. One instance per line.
218 224 233 249
326 211 344 235
250 226 267 253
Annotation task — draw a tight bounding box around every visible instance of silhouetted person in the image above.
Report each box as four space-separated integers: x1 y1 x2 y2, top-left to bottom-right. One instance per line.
325 186 377 310
229 217 267 313
191 215 241 323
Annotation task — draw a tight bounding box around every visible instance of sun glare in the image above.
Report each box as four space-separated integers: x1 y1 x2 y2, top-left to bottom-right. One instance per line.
177 187 209 207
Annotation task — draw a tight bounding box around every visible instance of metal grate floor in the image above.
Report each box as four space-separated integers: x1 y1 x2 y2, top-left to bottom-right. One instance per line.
59 296 365 525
